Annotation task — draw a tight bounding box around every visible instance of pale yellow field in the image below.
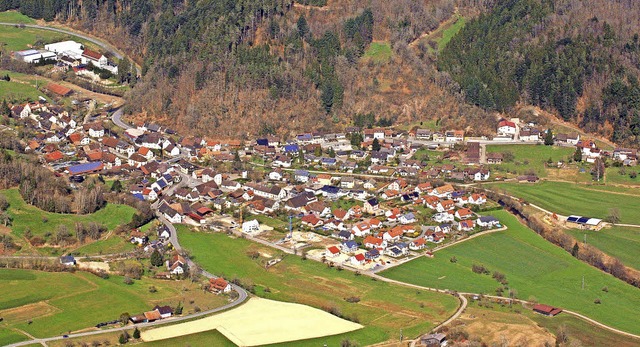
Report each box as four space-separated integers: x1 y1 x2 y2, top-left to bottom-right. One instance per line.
141 297 363 346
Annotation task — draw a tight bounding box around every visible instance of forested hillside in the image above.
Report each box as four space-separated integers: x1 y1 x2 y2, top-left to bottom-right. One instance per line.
4 0 640 141
2 0 495 137
440 0 640 146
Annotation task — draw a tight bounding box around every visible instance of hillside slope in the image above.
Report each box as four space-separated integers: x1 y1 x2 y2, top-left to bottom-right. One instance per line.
440 0 640 146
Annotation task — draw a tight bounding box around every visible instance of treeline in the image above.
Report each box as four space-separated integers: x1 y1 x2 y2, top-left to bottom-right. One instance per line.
440 0 640 146
0 151 105 214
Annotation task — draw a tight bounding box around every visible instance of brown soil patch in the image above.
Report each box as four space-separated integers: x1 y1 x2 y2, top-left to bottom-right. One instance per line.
458 310 554 346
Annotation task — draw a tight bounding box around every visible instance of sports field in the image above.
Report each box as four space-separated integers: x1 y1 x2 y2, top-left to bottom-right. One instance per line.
380 210 640 335
567 226 640 271
491 181 640 224
0 269 226 338
142 298 363 346
179 230 459 345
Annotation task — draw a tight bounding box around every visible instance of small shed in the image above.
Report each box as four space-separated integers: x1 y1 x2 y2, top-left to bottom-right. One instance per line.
533 303 562 316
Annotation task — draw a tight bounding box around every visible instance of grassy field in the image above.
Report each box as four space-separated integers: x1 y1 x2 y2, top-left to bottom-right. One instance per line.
363 41 392 64
485 144 574 177
0 268 227 338
70 235 136 256
0 80 45 103
491 181 640 223
437 15 465 50
0 24 66 51
381 210 640 335
0 327 29 345
567 227 640 271
605 167 640 186
0 11 36 24
179 230 459 345
1 188 135 240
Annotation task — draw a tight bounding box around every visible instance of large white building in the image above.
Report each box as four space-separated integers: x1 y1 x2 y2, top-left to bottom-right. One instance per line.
44 41 84 59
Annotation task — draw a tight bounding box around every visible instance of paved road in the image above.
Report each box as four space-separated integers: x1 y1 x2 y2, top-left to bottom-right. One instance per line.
111 107 132 130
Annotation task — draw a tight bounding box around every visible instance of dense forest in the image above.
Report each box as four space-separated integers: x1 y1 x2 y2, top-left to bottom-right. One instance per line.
440 0 640 145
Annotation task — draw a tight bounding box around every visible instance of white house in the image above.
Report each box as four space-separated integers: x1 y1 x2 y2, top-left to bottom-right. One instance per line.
497 120 517 136
242 220 260 233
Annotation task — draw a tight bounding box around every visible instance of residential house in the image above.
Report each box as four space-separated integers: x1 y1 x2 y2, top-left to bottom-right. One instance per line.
477 215 500 228
350 253 366 266
326 246 341 258
341 240 359 253
209 278 232 294
458 219 475 231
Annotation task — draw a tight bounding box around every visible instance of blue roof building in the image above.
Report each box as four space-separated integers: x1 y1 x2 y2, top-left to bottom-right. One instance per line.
67 162 103 175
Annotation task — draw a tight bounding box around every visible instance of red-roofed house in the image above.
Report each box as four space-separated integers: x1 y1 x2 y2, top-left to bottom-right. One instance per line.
383 228 403 242
455 208 474 220
81 49 107 66
498 119 517 136
458 219 475 231
327 246 341 257
301 214 324 228
209 277 232 294
410 237 426 250
44 150 64 162
363 236 385 249
350 253 366 266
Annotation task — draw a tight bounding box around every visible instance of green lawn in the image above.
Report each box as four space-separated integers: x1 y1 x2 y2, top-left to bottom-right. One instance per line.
381 210 640 335
0 24 66 51
179 230 459 345
0 269 225 338
363 42 392 64
605 167 640 186
0 80 45 103
566 227 640 271
0 327 29 345
0 11 36 24
485 144 574 177
491 181 640 223
2 188 136 240
438 15 465 51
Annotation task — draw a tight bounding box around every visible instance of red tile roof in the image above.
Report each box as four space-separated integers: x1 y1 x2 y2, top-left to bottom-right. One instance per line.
46 83 72 96
82 49 103 61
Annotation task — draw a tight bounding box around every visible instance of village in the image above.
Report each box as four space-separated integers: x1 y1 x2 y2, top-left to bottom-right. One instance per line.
4 89 634 278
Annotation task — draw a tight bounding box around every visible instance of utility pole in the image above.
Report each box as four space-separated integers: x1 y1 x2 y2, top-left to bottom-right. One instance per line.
582 275 585 290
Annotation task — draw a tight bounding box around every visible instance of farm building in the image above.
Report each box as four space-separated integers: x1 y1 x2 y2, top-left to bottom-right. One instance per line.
533 304 562 316
45 40 83 57
565 215 603 231
14 49 56 63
